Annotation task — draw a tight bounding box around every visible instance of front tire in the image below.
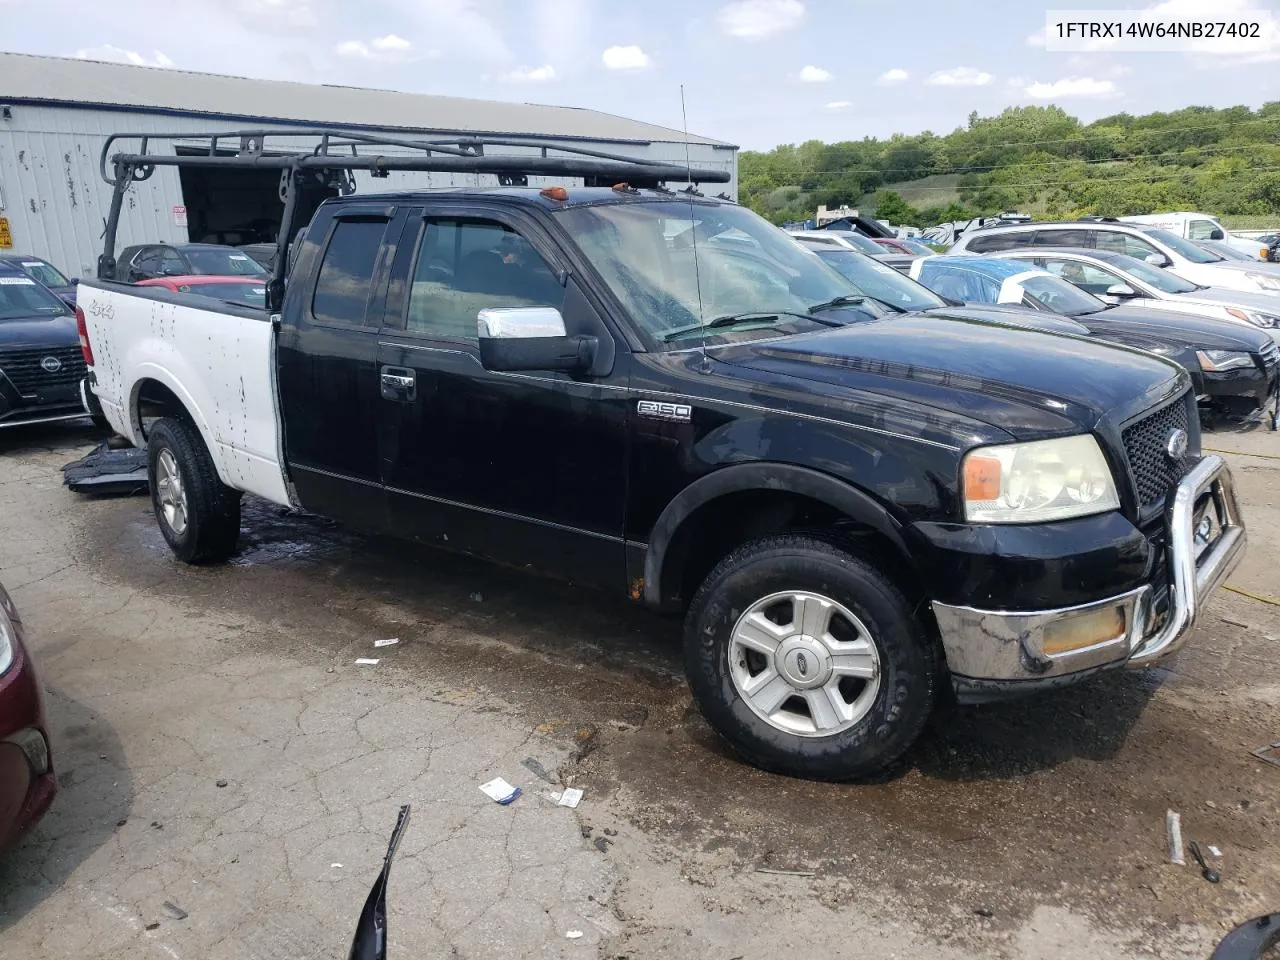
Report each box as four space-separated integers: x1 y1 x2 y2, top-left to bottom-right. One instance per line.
147 417 241 564
684 535 940 782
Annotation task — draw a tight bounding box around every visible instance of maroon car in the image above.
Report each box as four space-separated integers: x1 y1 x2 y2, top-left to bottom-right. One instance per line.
0 580 56 850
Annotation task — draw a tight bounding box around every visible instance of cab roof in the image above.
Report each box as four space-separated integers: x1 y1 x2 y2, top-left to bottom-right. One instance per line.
322 185 734 212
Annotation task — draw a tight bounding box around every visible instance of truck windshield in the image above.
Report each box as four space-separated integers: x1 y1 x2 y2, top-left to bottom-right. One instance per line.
809 248 946 312
0 276 69 319
185 249 269 276
557 201 856 345
1145 228 1221 264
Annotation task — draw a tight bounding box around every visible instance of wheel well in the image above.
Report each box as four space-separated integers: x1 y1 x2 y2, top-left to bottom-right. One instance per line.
657 489 921 611
132 378 194 438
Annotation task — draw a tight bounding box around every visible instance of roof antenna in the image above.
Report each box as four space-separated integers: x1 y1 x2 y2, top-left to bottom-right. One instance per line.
680 84 710 375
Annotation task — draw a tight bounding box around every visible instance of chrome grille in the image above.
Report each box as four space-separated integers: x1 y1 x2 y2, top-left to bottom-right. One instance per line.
1122 395 1190 511
0 346 87 396
1261 340 1279 370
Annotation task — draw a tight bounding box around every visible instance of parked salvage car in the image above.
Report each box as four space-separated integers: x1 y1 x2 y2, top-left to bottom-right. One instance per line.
949 218 1280 295
0 262 90 430
911 256 1279 424
997 247 1280 345
790 235 1094 336
80 128 1247 781
114 243 268 283
1193 240 1264 262
0 253 78 306
873 237 936 257
139 275 267 307
787 230 918 272
0 579 57 851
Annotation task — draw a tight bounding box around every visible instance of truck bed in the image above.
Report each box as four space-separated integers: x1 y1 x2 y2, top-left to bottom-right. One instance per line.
78 281 291 507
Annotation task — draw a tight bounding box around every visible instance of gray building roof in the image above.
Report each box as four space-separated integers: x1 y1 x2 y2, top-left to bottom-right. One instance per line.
0 52 732 147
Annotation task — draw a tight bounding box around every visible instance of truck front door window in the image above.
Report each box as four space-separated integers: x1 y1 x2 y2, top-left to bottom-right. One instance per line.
406 219 564 338
312 220 388 326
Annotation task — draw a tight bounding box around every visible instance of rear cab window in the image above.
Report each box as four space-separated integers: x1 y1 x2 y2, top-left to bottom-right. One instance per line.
311 219 391 326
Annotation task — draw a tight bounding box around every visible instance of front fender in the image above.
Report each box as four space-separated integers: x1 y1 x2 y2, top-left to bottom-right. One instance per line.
641 462 912 606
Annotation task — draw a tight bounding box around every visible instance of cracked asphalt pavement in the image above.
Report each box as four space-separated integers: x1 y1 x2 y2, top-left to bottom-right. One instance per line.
1 422 1278 959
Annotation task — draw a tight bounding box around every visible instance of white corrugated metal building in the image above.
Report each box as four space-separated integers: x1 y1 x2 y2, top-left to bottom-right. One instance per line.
0 52 737 278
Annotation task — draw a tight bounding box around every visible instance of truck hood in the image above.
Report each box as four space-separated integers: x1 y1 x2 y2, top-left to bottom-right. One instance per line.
1078 304 1271 352
715 313 1184 438
921 303 1092 336
0 312 79 349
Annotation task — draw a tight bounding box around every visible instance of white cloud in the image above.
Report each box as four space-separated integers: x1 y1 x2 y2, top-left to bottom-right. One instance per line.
535 0 592 71
1026 28 1046 46
73 45 175 68
799 65 831 83
234 0 317 34
718 0 805 39
824 101 852 112
336 34 419 61
499 64 556 82
1024 76 1119 98
409 0 512 62
876 67 909 85
602 45 652 70
926 66 994 86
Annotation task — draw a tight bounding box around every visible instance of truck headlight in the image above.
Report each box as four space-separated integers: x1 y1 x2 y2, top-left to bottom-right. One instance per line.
1196 349 1254 372
1225 307 1280 329
962 434 1120 523
1245 272 1280 291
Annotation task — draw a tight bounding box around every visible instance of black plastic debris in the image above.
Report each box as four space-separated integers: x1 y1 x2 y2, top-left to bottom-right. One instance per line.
1213 913 1280 959
348 804 411 960
62 441 148 496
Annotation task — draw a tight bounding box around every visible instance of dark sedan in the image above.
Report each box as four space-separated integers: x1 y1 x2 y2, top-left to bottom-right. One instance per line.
114 243 268 283
0 264 89 430
0 580 56 852
913 256 1279 423
0 254 78 307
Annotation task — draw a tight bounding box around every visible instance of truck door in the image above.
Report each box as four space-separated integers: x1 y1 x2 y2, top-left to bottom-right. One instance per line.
375 203 630 591
276 204 406 531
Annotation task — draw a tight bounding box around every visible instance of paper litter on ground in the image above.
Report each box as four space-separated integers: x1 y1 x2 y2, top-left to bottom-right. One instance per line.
355 658 380 666
479 777 521 804
374 638 400 647
558 787 584 808
565 931 583 940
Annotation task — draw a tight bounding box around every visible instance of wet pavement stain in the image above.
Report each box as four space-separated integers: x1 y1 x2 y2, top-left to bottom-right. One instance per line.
77 485 1280 954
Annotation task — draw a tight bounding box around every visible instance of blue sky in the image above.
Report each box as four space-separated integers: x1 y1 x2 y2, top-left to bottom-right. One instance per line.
4 0 1280 149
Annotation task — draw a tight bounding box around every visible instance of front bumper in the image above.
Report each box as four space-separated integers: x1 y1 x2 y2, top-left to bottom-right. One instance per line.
932 455 1246 702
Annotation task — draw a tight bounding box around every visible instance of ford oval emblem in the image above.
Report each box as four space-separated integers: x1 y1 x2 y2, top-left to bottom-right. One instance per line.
795 652 809 677
1166 427 1188 459
40 356 62 373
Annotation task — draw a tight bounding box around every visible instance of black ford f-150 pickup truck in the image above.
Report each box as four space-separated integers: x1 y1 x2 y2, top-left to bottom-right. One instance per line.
79 130 1247 780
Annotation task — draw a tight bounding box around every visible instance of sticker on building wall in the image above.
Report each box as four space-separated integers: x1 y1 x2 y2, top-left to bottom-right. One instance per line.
0 217 12 249
173 205 188 228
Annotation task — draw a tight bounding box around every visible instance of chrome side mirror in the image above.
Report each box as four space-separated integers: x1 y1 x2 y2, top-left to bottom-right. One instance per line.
1105 283 1138 298
477 307 596 373
1145 253 1171 268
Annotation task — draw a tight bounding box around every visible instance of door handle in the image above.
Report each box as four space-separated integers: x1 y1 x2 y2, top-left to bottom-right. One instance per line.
380 366 417 402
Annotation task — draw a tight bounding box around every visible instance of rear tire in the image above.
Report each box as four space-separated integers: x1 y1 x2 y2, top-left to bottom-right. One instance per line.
147 417 241 564
683 535 939 782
